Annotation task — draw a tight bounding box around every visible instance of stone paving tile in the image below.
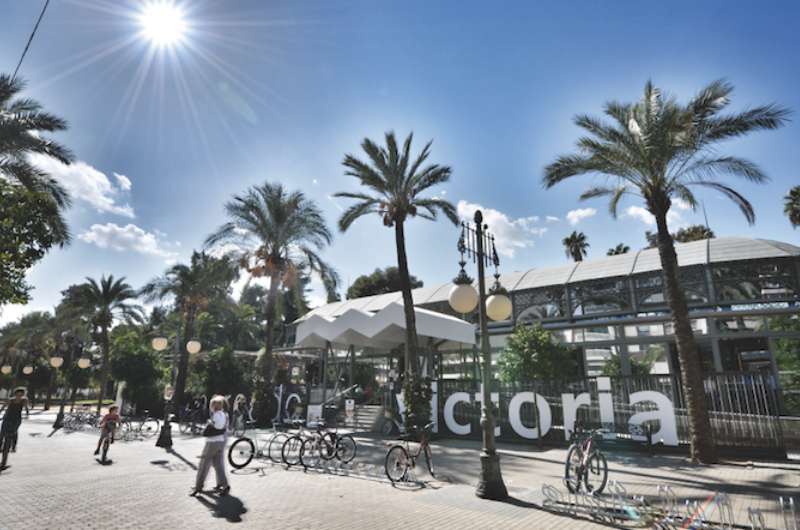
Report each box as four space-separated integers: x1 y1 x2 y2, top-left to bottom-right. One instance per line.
1 414 799 529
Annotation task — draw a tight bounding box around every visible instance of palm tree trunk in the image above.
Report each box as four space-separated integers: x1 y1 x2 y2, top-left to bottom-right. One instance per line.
394 220 419 379
95 327 110 415
654 210 717 464
263 269 281 380
173 309 195 412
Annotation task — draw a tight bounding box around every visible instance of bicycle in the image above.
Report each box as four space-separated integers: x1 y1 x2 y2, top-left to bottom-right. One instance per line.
298 422 357 470
120 412 160 440
98 420 118 465
178 408 204 435
384 422 435 483
0 415 14 472
228 421 292 469
564 427 609 494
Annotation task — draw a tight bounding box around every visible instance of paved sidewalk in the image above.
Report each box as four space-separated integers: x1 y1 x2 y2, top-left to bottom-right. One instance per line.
1 415 799 529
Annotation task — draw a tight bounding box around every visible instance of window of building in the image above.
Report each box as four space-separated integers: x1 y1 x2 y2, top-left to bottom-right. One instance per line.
570 277 630 316
583 345 620 377
633 267 708 307
628 343 671 375
713 259 798 301
513 287 567 322
715 316 766 334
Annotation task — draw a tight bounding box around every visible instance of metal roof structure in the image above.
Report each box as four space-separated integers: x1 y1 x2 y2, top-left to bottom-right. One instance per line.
297 237 800 321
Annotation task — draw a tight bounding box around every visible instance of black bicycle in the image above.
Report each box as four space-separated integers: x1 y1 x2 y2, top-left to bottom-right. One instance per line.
564 427 608 494
298 422 357 470
98 421 118 465
0 419 13 472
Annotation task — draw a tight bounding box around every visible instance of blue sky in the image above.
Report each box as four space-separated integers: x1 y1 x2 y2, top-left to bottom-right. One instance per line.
2 0 798 323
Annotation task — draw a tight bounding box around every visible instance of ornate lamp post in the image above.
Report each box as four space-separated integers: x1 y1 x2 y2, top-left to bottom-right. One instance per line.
153 335 202 449
52 333 90 430
447 210 512 500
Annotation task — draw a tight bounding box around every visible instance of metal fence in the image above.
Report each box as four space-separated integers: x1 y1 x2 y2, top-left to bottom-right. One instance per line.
435 372 784 453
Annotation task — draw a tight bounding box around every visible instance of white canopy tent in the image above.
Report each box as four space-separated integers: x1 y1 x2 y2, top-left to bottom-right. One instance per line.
294 302 476 350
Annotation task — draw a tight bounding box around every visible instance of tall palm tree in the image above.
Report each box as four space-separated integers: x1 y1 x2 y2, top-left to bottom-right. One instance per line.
205 183 337 413
785 185 800 228
543 79 788 463
334 131 457 426
0 74 73 236
607 243 630 256
62 275 143 414
563 231 589 261
141 252 237 410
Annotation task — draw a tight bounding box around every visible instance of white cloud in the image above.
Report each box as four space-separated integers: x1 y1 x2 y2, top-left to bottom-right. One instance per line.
78 223 178 262
29 154 134 217
566 207 597 226
113 172 132 191
546 216 560 223
457 200 546 258
624 205 686 227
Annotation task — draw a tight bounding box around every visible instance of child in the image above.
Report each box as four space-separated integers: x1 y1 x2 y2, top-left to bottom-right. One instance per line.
0 387 28 453
94 405 120 455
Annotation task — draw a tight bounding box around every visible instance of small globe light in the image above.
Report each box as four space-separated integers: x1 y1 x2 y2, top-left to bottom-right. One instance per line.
449 283 479 314
22 365 34 375
186 340 202 354
50 356 64 368
163 384 175 401
1 365 11 375
77 358 92 369
152 337 169 351
486 293 512 321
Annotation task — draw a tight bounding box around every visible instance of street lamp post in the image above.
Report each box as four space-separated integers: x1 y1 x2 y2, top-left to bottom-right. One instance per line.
448 210 512 500
52 334 89 430
154 333 201 450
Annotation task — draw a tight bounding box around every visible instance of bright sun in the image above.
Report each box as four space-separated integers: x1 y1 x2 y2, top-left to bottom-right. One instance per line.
138 1 187 48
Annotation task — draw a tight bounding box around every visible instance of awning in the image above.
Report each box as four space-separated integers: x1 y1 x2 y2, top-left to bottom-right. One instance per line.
294 302 476 349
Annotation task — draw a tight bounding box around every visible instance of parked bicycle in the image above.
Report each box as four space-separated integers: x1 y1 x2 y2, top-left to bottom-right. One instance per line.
120 412 160 440
228 420 294 469
63 409 100 431
564 426 609 494
384 422 435 483
178 408 205 435
299 421 357 470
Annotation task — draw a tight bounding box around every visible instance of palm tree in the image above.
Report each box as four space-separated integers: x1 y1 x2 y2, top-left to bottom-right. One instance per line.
607 243 630 256
563 231 589 261
204 183 337 415
0 74 73 237
543 79 788 463
334 131 457 427
61 275 143 414
785 185 800 228
141 252 237 410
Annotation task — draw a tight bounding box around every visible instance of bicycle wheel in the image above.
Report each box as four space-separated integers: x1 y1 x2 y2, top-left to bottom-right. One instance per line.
101 438 110 463
178 415 191 434
384 445 409 483
190 415 202 436
320 432 337 460
0 434 9 470
583 452 608 494
281 435 303 466
140 418 160 438
267 433 289 464
228 437 256 469
335 435 357 463
564 444 583 493
424 444 435 478
300 438 321 469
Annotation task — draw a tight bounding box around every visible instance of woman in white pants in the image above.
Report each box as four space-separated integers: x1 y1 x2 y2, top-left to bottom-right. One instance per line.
191 395 230 496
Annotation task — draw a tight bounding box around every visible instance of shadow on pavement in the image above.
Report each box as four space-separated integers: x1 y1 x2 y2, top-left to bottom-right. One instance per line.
196 493 247 523
167 448 198 470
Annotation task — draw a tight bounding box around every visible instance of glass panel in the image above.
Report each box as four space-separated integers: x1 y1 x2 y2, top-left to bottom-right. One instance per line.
627 343 671 375
663 318 708 335
633 266 709 306
582 326 617 342
583 345 620 377
514 287 567 322
715 316 766 333
713 259 798 301
570 277 630 316
625 323 665 338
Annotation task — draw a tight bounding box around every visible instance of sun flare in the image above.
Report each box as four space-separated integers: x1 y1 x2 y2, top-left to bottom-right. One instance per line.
138 1 187 48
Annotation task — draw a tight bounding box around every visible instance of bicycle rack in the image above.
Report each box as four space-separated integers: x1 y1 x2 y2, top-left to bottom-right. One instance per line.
748 507 767 530
780 497 798 530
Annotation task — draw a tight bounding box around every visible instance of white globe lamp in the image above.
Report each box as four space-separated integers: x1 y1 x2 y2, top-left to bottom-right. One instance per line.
152 337 169 351
50 356 64 368
449 283 479 314
22 365 33 375
486 292 512 321
186 340 202 354
77 358 92 369
1 365 11 375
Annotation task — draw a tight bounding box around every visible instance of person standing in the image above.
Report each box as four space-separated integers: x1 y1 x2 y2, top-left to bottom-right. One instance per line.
1 387 29 454
191 395 230 496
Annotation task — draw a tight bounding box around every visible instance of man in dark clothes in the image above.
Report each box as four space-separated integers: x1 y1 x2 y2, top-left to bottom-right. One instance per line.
1 387 29 455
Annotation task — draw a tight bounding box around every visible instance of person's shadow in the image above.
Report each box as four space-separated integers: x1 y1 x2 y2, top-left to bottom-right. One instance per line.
196 493 247 523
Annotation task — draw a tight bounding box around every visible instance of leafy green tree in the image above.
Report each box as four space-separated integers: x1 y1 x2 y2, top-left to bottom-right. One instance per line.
346 266 423 299
61 275 143 414
110 329 163 414
785 185 800 229
142 251 238 410
498 324 579 383
601 353 653 378
543 79 788 463
197 347 251 398
205 183 337 425
334 131 457 430
607 243 630 256
563 231 589 262
0 180 69 304
674 225 715 243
